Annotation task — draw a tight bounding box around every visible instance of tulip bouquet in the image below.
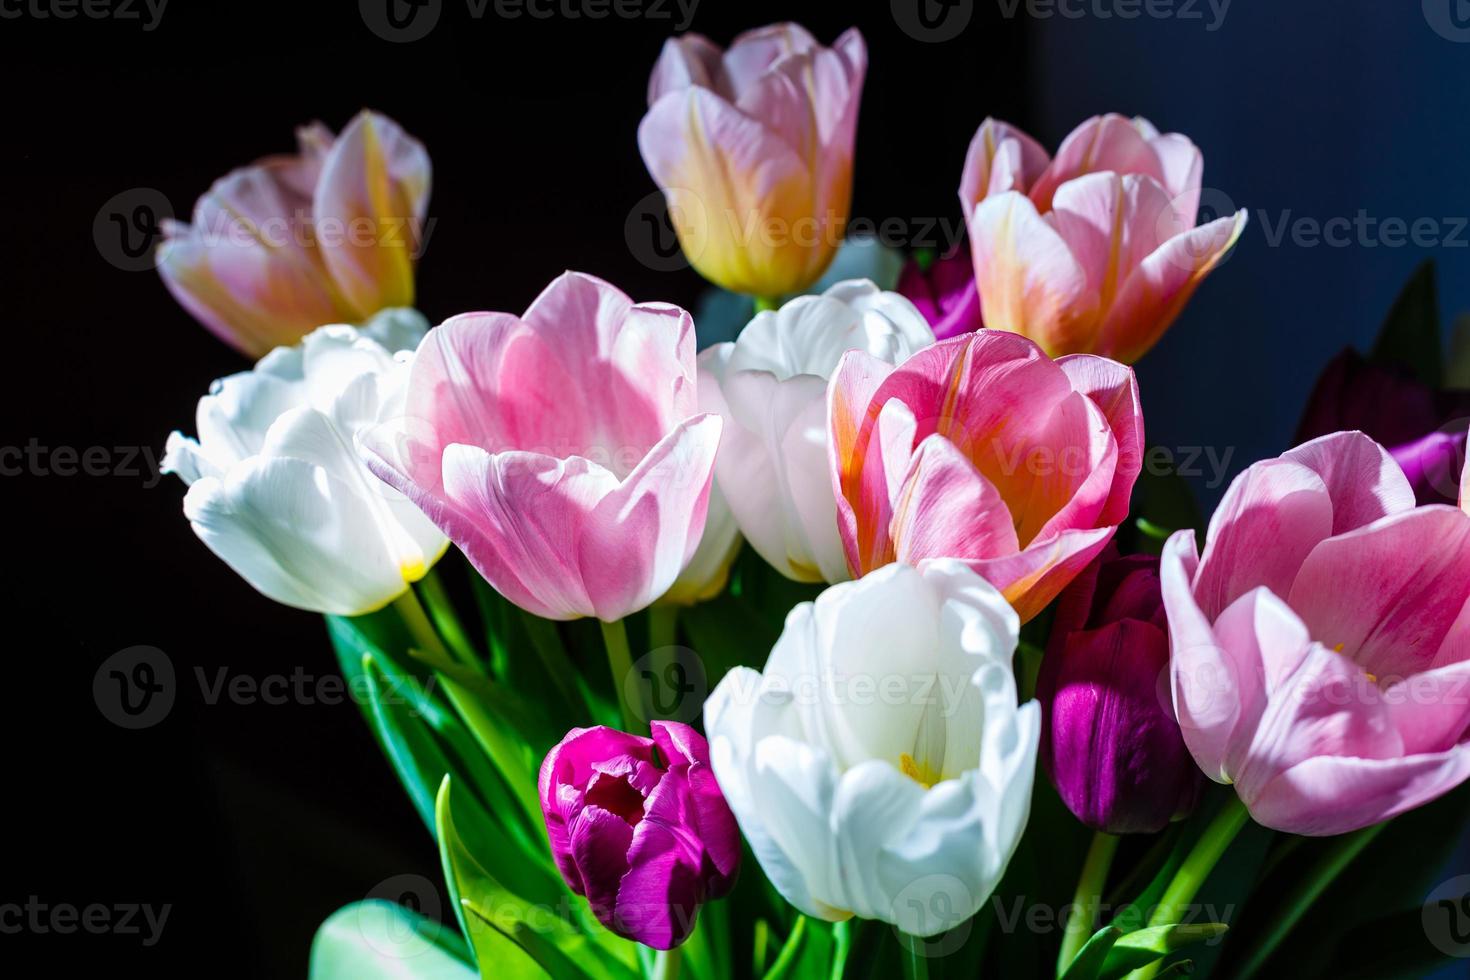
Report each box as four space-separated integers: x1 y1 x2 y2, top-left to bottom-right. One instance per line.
151 20 1470 980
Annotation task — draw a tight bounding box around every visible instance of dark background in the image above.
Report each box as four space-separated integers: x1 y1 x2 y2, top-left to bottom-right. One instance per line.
3 0 1468 977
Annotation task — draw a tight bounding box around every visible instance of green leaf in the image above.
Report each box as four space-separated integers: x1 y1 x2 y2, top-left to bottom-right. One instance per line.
309 900 477 979
1097 924 1228 979
761 917 835 980
1058 926 1122 980
1370 259 1443 387
436 777 640 980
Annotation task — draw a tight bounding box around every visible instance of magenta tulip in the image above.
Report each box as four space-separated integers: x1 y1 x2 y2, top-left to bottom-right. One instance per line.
539 722 740 949
959 115 1246 363
158 111 430 356
828 330 1143 622
896 245 984 340
1162 431 1470 835
1038 548 1204 834
360 272 721 621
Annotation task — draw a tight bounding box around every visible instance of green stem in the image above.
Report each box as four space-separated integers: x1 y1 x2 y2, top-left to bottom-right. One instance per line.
1234 821 1387 980
520 610 596 722
649 603 679 652
753 295 781 313
829 920 852 980
416 568 483 672
651 946 682 980
900 931 930 980
600 618 643 730
1058 831 1120 975
1131 796 1250 979
393 591 541 825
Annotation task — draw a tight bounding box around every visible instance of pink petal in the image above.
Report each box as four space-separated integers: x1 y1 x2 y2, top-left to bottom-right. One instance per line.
1147 131 1204 226
968 191 1099 356
438 446 620 621
1282 430 1417 533
1192 459 1334 620
571 804 636 921
890 434 1019 565
958 117 1050 215
1028 114 1167 213
1050 173 1180 317
1246 744 1470 836
1057 354 1144 526
647 33 724 104
720 22 822 98
1286 507 1470 679
1384 660 1470 754
1093 209 1246 363
615 779 705 949
579 414 722 622
651 721 740 892
963 524 1116 624
829 349 900 576
313 111 430 317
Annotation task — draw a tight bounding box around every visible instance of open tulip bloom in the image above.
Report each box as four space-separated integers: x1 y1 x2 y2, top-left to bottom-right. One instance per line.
139 18 1470 980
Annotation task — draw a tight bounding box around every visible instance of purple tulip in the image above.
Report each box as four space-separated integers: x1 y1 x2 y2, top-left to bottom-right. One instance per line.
896 244 984 340
538 722 739 949
1297 348 1470 505
1037 548 1204 835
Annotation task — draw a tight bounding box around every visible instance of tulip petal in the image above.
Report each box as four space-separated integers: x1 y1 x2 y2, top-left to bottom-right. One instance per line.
1245 742 1470 836
1282 430 1417 533
647 33 724 104
964 525 1116 624
1050 172 1181 320
569 805 635 924
958 117 1050 214
829 349 900 575
968 191 1098 356
579 414 721 621
1027 114 1166 214
1192 459 1333 620
1286 507 1470 679
1384 660 1470 755
1057 354 1144 525
891 434 1019 566
1095 209 1246 363
314 111 430 317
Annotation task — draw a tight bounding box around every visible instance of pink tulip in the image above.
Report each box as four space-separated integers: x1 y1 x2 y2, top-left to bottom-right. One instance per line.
158 111 431 356
959 115 1246 363
360 272 721 622
828 330 1143 622
638 23 866 297
1162 431 1470 835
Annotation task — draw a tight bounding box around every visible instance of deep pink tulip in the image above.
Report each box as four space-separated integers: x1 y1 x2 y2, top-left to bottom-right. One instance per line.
896 245 984 340
360 272 721 621
1162 431 1470 835
1038 548 1204 834
959 115 1246 363
539 722 740 949
828 330 1143 622
158 111 431 356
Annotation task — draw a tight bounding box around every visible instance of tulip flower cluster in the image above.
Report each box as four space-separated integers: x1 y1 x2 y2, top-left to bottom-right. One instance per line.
144 20 1470 980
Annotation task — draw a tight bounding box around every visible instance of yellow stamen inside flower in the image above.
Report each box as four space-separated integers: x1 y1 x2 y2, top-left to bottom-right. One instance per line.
899 753 941 789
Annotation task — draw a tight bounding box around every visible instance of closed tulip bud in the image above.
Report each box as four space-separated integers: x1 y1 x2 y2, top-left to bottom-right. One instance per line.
1038 548 1204 834
539 722 740 949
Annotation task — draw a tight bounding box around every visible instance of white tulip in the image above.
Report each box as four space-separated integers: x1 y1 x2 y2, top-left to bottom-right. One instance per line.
698 279 934 583
163 309 448 616
660 479 742 606
703 560 1039 937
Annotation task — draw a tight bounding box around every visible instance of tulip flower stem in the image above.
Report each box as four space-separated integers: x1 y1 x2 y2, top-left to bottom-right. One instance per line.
416 569 484 673
1058 831 1120 974
600 617 643 730
649 604 679 653
754 295 780 313
651 947 681 980
521 611 597 723
1233 821 1387 980
1131 796 1250 979
900 933 930 980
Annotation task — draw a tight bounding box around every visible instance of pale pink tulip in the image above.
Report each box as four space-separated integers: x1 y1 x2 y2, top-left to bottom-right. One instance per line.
158 111 430 356
828 330 1143 622
1162 431 1470 835
638 23 866 297
360 272 721 622
959 114 1246 363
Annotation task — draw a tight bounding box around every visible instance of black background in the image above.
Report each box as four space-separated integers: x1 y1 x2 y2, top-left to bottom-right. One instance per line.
1 1 1027 975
